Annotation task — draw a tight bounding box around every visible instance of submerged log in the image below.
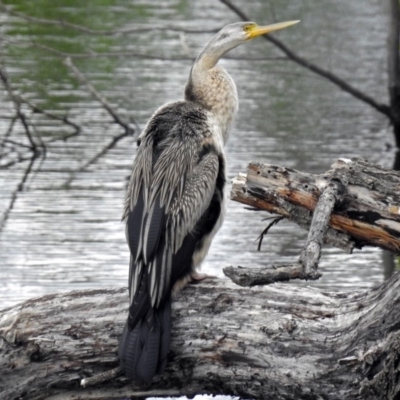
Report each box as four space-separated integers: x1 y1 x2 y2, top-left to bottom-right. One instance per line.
2 275 400 400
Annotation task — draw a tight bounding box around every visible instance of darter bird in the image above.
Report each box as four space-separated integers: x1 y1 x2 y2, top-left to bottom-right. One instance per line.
118 20 299 382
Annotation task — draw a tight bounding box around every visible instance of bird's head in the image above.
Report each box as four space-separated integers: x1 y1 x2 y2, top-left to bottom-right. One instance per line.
197 20 299 69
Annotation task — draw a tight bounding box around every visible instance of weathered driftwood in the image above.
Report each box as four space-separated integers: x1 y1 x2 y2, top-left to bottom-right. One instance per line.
228 158 400 285
223 263 314 286
231 158 400 253
299 180 345 278
2 157 400 400
2 275 400 400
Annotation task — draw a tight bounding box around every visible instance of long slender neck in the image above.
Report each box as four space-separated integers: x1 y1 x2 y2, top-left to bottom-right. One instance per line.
185 56 238 144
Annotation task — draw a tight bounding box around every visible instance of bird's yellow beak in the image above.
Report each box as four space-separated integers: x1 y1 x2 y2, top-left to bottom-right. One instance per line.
247 20 300 39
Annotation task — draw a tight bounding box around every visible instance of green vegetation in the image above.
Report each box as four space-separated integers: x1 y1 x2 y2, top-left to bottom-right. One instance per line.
2 0 150 109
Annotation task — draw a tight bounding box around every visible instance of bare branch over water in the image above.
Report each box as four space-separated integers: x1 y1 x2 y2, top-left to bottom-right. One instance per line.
219 0 392 120
0 1 219 36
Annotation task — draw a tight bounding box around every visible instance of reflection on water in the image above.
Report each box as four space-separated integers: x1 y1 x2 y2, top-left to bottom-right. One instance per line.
0 0 393 309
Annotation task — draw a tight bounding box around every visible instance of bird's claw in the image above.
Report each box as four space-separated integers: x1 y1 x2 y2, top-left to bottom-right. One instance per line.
189 271 216 283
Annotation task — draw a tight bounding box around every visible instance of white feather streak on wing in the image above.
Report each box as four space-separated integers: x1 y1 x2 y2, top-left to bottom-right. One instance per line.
162 247 172 306
122 140 153 221
147 256 154 276
150 259 157 303
130 259 142 304
139 212 154 264
142 203 155 264
130 195 145 264
123 102 223 309
146 151 219 306
153 244 170 308
124 138 197 308
135 225 144 263
160 230 172 305
168 152 219 254
145 142 194 303
151 141 193 210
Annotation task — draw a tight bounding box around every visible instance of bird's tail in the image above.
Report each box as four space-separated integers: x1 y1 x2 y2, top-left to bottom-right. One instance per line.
118 298 172 382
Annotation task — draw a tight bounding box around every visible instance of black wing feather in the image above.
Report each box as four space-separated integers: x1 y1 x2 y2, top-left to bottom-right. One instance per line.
157 297 172 373
143 197 165 264
128 268 150 329
126 186 145 261
118 322 141 380
135 308 161 382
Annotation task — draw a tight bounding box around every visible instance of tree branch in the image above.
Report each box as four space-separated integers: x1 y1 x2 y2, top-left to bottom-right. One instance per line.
0 155 36 169
219 0 392 120
0 66 38 151
19 41 287 63
231 158 400 254
0 155 37 232
300 180 344 277
63 57 134 135
61 57 136 186
63 130 133 187
0 63 82 171
21 96 81 137
223 263 316 286
0 2 218 36
0 116 18 158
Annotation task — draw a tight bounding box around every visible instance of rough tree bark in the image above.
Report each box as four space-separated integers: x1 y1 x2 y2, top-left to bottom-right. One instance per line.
231 158 400 254
2 158 400 400
1 275 400 400
227 158 400 286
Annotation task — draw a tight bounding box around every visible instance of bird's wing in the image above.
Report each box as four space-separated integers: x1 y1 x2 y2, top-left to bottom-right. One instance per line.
124 103 222 319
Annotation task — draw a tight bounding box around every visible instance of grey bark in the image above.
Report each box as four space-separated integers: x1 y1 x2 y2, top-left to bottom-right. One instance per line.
2 158 400 399
229 158 400 286
231 158 400 254
299 181 344 277
2 275 400 400
223 263 308 286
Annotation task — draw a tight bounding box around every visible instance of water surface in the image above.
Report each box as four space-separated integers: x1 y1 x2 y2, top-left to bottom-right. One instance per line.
0 0 392 309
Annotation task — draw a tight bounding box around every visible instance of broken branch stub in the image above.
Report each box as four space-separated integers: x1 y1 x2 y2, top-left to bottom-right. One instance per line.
232 158 400 253
228 158 400 286
300 179 346 278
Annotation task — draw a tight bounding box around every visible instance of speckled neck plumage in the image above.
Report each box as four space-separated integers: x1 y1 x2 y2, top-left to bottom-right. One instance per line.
185 61 238 144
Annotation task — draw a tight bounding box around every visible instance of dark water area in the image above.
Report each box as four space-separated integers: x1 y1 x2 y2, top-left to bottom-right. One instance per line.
0 0 393 309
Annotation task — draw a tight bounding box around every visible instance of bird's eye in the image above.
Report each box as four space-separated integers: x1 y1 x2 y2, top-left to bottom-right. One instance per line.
243 24 256 34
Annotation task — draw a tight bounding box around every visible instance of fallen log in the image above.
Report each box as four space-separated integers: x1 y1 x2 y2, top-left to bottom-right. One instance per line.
228 158 400 284
1 275 400 400
2 157 400 400
231 158 400 253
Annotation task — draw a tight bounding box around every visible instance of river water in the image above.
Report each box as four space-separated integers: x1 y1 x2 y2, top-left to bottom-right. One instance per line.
0 0 392 310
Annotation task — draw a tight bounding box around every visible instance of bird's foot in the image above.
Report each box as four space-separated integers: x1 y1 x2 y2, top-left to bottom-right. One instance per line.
188 271 216 284
173 271 217 294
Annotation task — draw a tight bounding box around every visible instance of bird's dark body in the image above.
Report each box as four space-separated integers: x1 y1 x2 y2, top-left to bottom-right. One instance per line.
119 101 225 382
